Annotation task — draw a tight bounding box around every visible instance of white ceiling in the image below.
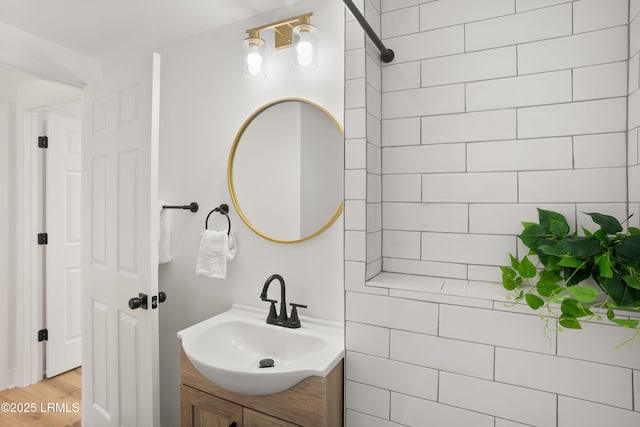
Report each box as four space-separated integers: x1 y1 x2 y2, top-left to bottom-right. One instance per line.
0 0 301 61
0 66 38 87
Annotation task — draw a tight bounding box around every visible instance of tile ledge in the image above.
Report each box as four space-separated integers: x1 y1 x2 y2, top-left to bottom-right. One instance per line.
366 271 512 302
366 272 640 320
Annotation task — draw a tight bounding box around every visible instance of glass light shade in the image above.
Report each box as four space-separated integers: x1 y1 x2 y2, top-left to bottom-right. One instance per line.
292 23 317 70
242 37 266 79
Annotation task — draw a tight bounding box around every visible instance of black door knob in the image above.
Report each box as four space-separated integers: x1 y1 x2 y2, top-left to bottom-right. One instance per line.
128 293 148 310
151 292 167 309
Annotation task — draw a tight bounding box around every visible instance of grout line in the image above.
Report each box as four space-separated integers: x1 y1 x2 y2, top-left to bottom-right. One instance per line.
632 370 636 411
384 61 627 94
627 0 632 223
463 23 467 53
571 1 574 35
493 346 496 381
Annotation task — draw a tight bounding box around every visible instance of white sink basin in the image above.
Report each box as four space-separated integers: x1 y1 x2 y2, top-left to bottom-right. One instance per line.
177 304 344 395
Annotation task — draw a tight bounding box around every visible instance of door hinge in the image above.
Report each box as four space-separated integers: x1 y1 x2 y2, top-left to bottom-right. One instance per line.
38 136 48 149
38 329 48 342
37 233 48 245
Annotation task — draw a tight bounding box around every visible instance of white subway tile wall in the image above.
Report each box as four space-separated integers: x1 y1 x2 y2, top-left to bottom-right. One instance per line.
632 2 640 216
342 1 640 426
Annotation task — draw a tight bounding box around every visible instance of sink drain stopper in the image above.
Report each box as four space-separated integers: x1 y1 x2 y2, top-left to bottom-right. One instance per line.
259 358 275 368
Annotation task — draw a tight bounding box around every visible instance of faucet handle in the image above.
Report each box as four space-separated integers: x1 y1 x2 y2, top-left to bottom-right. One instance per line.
263 298 278 324
287 303 307 329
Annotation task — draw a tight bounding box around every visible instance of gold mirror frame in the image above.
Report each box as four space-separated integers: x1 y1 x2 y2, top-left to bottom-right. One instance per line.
228 98 344 244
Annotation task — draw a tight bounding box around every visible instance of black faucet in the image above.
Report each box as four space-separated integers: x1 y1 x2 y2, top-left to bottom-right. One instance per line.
260 274 288 325
260 274 307 328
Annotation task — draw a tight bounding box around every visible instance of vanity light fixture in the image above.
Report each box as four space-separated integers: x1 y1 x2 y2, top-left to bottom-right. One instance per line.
242 12 317 79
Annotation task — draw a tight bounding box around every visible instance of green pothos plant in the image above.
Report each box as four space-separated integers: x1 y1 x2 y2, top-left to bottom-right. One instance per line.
500 209 640 341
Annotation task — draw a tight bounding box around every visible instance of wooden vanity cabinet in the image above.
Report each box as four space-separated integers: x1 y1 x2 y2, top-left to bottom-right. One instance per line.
180 346 343 427
181 385 242 426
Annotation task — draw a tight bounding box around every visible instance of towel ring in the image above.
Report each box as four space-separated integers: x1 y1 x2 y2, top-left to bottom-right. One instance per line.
205 204 231 235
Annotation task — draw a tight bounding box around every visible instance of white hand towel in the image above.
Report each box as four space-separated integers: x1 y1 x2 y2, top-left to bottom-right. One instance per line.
159 201 172 264
195 230 237 279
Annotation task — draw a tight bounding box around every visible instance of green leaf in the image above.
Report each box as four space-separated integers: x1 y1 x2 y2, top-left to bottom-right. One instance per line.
501 267 518 290
517 256 537 279
629 227 640 236
557 256 584 268
581 226 593 237
500 266 516 277
549 294 569 305
546 256 562 271
566 285 599 303
564 264 595 286
509 254 519 270
559 315 582 329
616 235 640 261
539 269 561 282
538 209 570 236
584 212 623 235
601 275 640 307
536 280 562 297
593 229 609 244
520 224 547 249
525 293 544 310
561 299 593 318
538 245 565 257
595 254 613 279
623 275 640 291
610 318 640 328
554 236 605 257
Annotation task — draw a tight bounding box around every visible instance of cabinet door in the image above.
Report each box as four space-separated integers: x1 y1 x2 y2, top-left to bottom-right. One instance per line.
243 408 300 427
181 385 243 427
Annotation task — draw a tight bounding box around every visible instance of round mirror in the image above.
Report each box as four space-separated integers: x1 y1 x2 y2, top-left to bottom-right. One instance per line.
228 98 344 243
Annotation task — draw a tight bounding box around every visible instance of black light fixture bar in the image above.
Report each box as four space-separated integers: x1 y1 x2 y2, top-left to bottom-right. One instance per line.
343 0 394 63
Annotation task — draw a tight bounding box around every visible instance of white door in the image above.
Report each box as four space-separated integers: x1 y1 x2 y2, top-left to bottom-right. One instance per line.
81 52 161 427
45 112 82 378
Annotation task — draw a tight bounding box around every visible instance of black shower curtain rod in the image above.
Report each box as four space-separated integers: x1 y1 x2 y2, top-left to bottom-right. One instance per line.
343 0 395 63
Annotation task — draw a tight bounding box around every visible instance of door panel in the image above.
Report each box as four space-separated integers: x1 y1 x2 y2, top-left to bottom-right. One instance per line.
45 112 82 378
82 52 161 427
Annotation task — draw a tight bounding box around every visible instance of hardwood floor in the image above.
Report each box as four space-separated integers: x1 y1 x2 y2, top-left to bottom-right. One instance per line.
0 368 81 427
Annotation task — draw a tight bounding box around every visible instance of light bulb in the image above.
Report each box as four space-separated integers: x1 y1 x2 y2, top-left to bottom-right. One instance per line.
292 23 317 70
296 41 313 67
246 52 263 76
241 37 266 79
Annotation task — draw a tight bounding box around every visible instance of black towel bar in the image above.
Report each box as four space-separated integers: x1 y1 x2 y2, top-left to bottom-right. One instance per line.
162 202 199 212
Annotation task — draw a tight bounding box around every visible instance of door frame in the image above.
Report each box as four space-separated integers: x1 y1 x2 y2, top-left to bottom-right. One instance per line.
14 82 82 386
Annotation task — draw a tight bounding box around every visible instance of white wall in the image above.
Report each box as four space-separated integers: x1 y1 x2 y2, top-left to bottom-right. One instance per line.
0 99 11 390
344 0 640 426
157 1 344 425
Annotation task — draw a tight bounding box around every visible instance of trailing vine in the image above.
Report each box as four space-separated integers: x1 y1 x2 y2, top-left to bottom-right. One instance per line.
500 209 640 337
